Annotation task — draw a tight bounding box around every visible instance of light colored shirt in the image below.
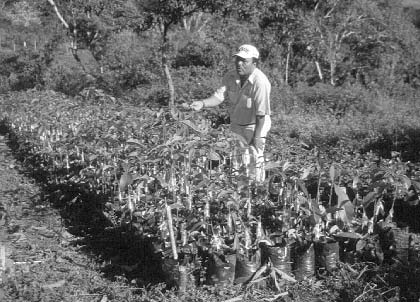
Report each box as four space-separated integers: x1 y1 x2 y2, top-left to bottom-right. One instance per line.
213 68 271 126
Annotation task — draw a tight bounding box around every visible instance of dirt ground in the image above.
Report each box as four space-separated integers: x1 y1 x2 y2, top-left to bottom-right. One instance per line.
0 134 143 302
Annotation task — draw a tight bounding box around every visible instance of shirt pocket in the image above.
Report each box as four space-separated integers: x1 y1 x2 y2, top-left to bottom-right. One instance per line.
245 97 253 109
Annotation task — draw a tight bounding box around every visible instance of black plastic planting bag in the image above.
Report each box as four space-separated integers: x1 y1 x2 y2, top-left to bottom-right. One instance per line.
334 233 359 263
161 258 196 292
391 227 410 263
206 252 236 286
409 234 420 264
162 258 182 288
234 253 259 284
314 239 339 273
293 242 315 281
261 243 292 275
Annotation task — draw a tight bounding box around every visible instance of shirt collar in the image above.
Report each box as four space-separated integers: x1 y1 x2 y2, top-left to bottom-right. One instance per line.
247 68 258 84
235 68 258 87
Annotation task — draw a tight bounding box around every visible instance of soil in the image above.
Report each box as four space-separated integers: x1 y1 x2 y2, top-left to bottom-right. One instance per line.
0 133 149 302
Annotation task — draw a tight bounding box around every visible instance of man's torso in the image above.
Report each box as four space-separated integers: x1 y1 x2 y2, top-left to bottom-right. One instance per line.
216 68 271 126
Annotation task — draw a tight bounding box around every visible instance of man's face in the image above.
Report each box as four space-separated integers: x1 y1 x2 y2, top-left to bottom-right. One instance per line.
235 56 256 77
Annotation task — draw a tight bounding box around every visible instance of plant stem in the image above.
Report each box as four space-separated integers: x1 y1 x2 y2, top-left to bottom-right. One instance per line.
166 201 178 260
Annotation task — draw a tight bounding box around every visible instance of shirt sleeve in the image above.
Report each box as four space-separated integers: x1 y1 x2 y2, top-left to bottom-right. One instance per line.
213 86 226 102
253 79 271 116
213 74 230 101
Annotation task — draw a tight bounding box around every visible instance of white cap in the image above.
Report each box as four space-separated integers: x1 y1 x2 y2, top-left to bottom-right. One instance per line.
234 44 259 59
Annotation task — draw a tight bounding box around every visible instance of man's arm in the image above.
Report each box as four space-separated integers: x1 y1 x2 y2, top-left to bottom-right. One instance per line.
251 74 271 148
190 95 223 111
193 93 224 111
252 115 271 149
202 95 224 108
254 115 269 137
191 77 228 111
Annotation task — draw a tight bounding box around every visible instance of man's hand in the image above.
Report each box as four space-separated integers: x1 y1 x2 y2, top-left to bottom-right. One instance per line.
251 137 265 150
190 101 204 111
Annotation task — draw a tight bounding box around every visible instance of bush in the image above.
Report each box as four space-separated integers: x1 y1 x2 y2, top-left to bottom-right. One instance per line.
0 75 11 94
0 49 44 91
293 82 371 117
270 83 298 114
100 31 161 94
172 66 224 102
130 84 170 106
172 41 227 69
43 63 92 97
270 81 420 161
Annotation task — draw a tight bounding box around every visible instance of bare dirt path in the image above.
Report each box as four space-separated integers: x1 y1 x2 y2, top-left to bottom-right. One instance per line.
0 134 139 302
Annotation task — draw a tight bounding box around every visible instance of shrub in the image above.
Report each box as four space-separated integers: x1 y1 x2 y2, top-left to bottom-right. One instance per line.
0 75 11 94
132 84 170 106
0 49 44 91
270 81 420 161
43 63 92 97
270 83 298 114
172 41 227 69
293 82 371 117
172 66 224 102
101 31 161 94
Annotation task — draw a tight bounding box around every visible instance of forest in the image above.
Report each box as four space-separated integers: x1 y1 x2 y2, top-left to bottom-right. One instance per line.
1 0 420 301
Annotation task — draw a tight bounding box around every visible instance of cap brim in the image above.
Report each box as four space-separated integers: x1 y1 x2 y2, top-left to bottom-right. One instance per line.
233 51 254 59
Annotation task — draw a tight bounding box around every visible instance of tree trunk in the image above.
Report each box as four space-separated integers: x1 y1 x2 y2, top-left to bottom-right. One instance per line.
315 61 323 81
47 0 69 29
330 59 336 86
161 24 175 110
47 0 100 82
285 41 292 85
182 17 191 32
163 55 175 109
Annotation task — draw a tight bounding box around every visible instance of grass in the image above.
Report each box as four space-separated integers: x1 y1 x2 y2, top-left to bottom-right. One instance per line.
402 0 420 9
268 85 420 162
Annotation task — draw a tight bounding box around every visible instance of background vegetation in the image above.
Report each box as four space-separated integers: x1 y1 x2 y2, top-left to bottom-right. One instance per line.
1 0 420 159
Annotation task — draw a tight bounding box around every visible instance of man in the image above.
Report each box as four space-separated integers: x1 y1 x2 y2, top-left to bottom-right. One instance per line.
190 44 272 182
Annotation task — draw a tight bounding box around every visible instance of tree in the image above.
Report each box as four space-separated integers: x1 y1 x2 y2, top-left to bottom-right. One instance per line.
373 0 420 87
255 0 311 85
296 0 420 87
45 0 128 73
223 0 315 85
299 0 372 86
2 0 41 27
132 0 230 110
